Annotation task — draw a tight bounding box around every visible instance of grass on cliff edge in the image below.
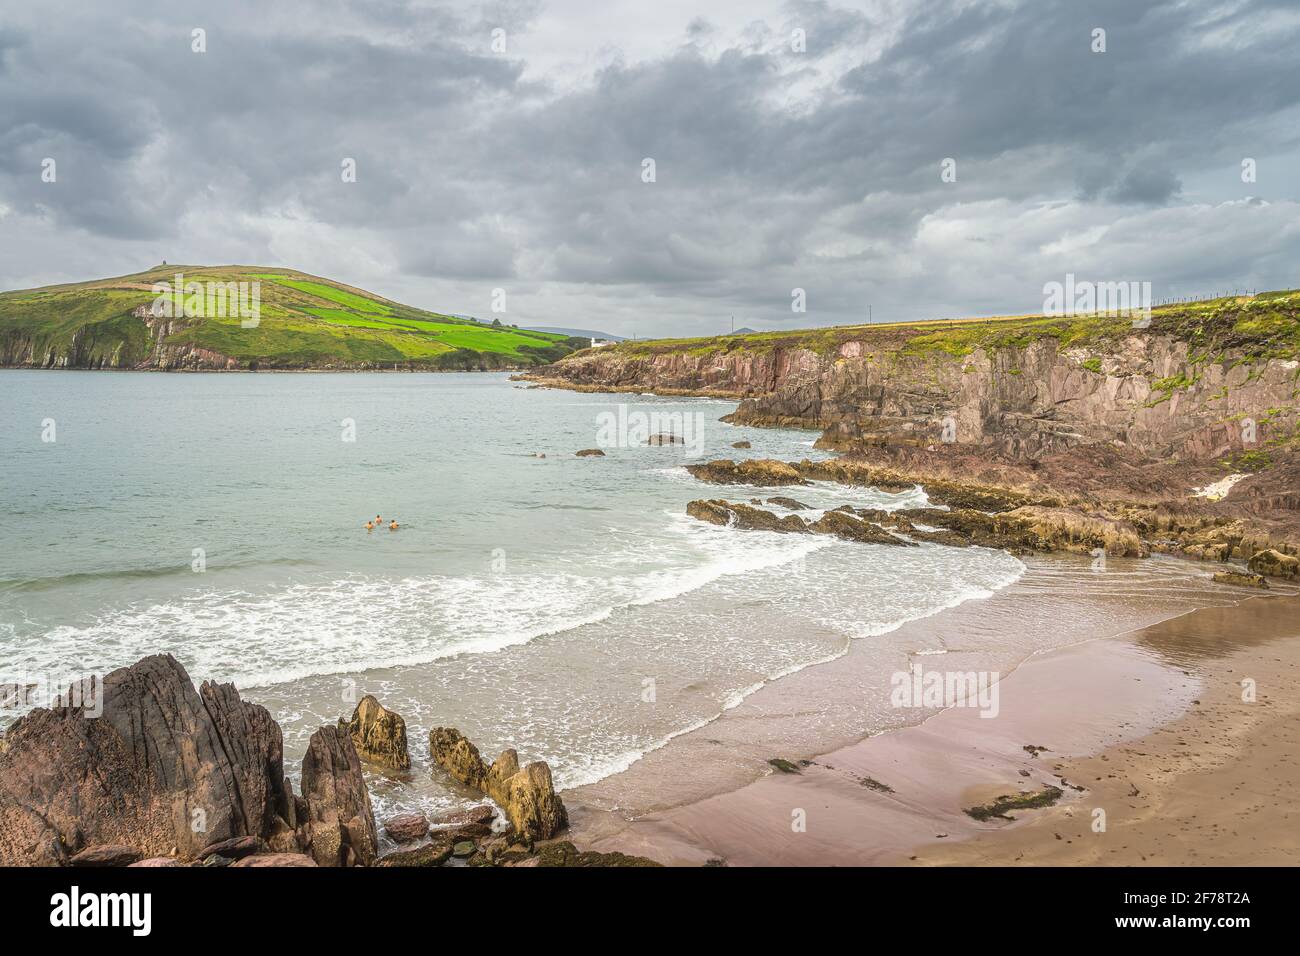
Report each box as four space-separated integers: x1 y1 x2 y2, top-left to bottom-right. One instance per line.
592 290 1300 365
0 264 576 368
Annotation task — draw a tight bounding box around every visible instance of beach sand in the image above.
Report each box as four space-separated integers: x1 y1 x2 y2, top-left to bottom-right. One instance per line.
574 590 1300 866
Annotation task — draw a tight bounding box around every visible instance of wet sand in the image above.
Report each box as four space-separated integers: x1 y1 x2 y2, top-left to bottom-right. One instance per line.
572 582 1300 866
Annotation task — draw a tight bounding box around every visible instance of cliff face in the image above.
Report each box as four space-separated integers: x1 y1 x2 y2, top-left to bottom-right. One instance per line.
0 307 240 370
532 331 1299 465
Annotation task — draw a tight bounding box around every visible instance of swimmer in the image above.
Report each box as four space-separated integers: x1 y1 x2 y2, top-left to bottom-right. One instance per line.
375 515 383 526
389 520 399 531
365 521 374 531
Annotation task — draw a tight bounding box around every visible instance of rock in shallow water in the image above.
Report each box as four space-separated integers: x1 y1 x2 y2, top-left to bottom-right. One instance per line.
428 729 569 842
339 694 410 771
383 813 430 844
1213 570 1268 588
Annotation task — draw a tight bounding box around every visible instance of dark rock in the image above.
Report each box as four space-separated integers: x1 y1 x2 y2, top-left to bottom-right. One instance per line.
70 845 142 867
198 836 267 861
731 440 752 449
575 448 606 457
647 433 684 445
299 725 378 867
452 840 477 858
685 459 809 486
0 654 295 865
229 852 318 867
531 840 662 867
376 839 453 867
686 499 808 533
766 496 810 510
810 510 915 546
382 812 429 844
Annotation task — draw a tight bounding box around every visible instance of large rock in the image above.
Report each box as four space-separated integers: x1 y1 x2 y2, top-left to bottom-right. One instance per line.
428 732 569 842
686 499 808 533
996 506 1147 557
0 654 295 865
376 839 453 867
428 727 488 790
299 726 379 867
1247 548 1299 580
483 749 568 841
429 805 496 829
382 813 429 844
685 459 809 486
338 695 410 771
810 509 916 546
1213 570 1268 588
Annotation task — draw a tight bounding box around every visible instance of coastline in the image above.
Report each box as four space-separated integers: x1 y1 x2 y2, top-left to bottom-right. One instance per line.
568 580 1300 866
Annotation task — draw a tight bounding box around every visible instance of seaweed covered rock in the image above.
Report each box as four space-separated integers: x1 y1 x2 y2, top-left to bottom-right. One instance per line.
995 506 1147 557
810 510 915 546
339 695 410 771
1247 548 1299 580
1213 570 1268 588
685 459 810 486
686 499 808 533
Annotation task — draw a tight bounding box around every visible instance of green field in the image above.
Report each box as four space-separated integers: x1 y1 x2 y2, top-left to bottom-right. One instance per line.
608 291 1300 364
0 264 582 370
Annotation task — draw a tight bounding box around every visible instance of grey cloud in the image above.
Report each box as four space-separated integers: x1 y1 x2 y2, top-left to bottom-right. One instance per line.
0 0 1298 336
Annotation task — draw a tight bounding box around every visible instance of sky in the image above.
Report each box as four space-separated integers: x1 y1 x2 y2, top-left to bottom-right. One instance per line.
1 0 1298 337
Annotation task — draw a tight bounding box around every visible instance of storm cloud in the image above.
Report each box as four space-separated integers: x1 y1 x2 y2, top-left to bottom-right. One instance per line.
1 0 1297 336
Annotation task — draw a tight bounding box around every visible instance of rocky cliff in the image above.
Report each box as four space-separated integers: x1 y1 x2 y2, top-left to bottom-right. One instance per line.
525 294 1300 556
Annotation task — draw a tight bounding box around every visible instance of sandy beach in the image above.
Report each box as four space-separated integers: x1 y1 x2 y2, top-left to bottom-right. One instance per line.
573 586 1300 867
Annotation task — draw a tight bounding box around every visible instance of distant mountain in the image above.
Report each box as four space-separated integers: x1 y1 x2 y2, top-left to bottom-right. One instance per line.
0 265 577 371
733 327 759 334
523 326 627 342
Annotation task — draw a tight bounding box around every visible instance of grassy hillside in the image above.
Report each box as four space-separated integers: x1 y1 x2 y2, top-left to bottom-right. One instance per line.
607 291 1300 364
0 264 581 370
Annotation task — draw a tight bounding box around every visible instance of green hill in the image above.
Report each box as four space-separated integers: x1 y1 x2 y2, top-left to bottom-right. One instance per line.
0 264 583 370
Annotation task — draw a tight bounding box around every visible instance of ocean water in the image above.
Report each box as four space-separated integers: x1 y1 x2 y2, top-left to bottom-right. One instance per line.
0 370 1029 830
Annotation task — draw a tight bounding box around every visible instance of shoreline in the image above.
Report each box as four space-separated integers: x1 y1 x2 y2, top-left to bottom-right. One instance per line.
569 588 1300 866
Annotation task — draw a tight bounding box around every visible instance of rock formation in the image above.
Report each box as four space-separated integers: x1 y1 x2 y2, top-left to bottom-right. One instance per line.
0 654 296 866
299 726 379 867
525 300 1300 559
339 694 410 771
427 728 569 841
383 813 429 844
0 653 381 867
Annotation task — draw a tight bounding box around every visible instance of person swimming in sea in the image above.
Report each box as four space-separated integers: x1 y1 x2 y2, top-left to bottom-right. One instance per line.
365 521 374 531
389 520 399 531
